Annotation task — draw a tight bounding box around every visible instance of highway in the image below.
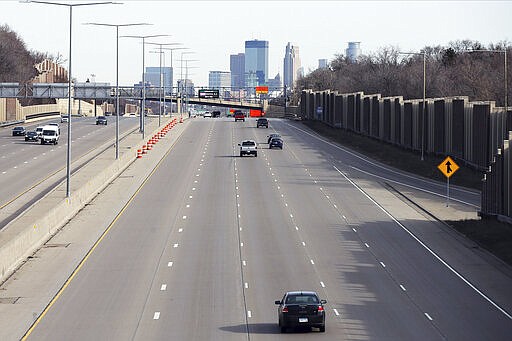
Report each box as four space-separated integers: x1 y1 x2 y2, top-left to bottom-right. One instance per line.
0 116 144 228
24 117 512 340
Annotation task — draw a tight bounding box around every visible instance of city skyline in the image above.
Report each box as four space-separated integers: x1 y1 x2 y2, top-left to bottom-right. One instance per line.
1 1 511 87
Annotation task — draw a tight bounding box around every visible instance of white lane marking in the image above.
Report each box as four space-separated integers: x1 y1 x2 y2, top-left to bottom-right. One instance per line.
352 228 357 232
274 179 277 182
351 166 479 207
333 204 338 208
326 195 330 199
281 194 284 197
237 203 240 207
302 242 306 246
285 203 288 207
310 259 315 265
167 261 173 267
286 122 479 197
194 180 198 183
333 309 340 316
2 171 6 174
380 262 386 268
182 216 187 219
186 204 190 208
237 194 240 198
245 282 249 289
290 214 293 218
424 313 433 321
400 285 407 291
247 311 252 318
192 187 196 191
189 195 193 199
314 180 317 184
240 242 244 247
242 260 246 266
196 174 199 177
173 243 179 248
24 161 28 164
334 164 512 320
364 243 370 248
320 187 323 190
277 186 280 189
238 214 241 218
153 312 160 320
320 281 325 288
178 228 183 233
295 226 299 230
342 215 346 219
13 166 17 169
160 284 167 291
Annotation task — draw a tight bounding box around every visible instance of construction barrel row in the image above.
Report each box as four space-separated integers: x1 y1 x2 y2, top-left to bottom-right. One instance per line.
137 117 178 159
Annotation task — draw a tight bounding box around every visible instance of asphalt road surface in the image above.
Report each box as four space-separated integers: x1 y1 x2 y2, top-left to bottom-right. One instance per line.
25 117 512 340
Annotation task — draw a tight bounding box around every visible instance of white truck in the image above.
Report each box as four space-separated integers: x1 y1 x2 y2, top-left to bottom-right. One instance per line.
40 125 59 145
239 140 257 157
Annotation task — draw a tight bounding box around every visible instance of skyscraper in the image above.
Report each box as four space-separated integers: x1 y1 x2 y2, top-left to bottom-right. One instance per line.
318 59 328 69
145 66 173 95
245 40 268 85
230 53 245 89
283 42 301 88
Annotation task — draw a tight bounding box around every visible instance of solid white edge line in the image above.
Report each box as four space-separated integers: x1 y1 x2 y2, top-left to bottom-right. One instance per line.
333 165 512 320
351 166 479 208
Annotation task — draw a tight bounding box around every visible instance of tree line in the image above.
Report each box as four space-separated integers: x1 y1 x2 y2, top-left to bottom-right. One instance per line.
294 40 511 108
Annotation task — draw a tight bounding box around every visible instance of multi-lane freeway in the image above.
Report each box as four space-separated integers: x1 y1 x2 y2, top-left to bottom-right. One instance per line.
4 117 512 340
0 116 145 229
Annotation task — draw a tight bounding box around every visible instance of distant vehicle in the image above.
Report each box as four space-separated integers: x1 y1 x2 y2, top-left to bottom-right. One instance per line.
104 112 112 116
203 112 212 118
275 291 326 333
211 111 221 118
60 115 69 123
257 118 268 128
267 133 281 144
238 140 257 157
25 131 39 142
269 137 283 149
40 125 59 145
96 116 108 125
35 126 44 137
12 126 26 136
234 111 245 122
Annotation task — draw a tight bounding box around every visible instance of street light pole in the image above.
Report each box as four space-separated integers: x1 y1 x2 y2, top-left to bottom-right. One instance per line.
400 51 427 160
159 47 189 115
24 0 117 197
85 22 150 159
121 34 170 137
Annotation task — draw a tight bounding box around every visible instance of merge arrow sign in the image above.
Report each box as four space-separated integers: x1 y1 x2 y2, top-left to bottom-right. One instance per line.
438 156 460 178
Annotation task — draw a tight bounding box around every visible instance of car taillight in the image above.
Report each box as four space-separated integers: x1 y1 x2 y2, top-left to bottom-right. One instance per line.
317 305 324 312
282 307 288 313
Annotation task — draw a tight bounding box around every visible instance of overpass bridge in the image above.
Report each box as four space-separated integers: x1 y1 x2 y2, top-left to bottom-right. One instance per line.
0 83 266 111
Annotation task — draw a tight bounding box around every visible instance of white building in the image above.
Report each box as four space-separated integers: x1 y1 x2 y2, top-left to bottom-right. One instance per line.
283 42 301 88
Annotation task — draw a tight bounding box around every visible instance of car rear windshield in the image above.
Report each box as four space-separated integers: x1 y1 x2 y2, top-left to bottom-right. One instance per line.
286 294 318 304
242 141 255 146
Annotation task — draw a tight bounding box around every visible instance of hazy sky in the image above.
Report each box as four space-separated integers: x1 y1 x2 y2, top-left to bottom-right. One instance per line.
2 0 511 87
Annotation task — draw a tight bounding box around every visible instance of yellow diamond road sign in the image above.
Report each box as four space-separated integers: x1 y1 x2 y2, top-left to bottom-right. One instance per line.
438 156 459 178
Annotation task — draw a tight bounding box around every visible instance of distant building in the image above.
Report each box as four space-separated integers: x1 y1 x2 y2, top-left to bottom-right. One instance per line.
177 79 194 97
283 42 301 88
245 39 268 85
268 73 282 93
318 59 328 69
230 53 245 89
346 42 361 62
209 71 231 98
145 66 173 95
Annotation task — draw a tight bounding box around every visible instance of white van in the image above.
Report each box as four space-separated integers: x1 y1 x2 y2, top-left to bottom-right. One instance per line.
35 126 44 137
41 125 59 145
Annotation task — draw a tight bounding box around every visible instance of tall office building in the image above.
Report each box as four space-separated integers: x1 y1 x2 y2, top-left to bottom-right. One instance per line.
346 42 361 62
245 40 268 85
209 71 231 98
145 67 173 95
283 42 301 88
318 59 328 69
230 53 245 89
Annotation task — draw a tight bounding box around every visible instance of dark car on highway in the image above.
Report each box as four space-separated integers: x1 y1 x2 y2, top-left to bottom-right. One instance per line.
275 291 326 333
267 133 281 144
25 131 39 142
96 116 108 125
269 137 283 149
257 117 268 128
212 110 221 118
12 126 26 136
234 111 245 122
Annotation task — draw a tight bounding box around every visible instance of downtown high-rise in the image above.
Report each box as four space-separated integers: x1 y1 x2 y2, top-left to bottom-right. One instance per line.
283 42 301 88
245 40 268 86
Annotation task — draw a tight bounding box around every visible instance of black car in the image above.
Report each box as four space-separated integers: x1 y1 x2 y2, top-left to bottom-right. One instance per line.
25 131 39 142
267 133 281 144
211 111 221 118
96 116 108 125
269 137 283 149
257 118 268 128
275 291 326 333
12 126 26 136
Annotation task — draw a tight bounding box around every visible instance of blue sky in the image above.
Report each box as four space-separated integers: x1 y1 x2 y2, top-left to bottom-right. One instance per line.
2 0 511 86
